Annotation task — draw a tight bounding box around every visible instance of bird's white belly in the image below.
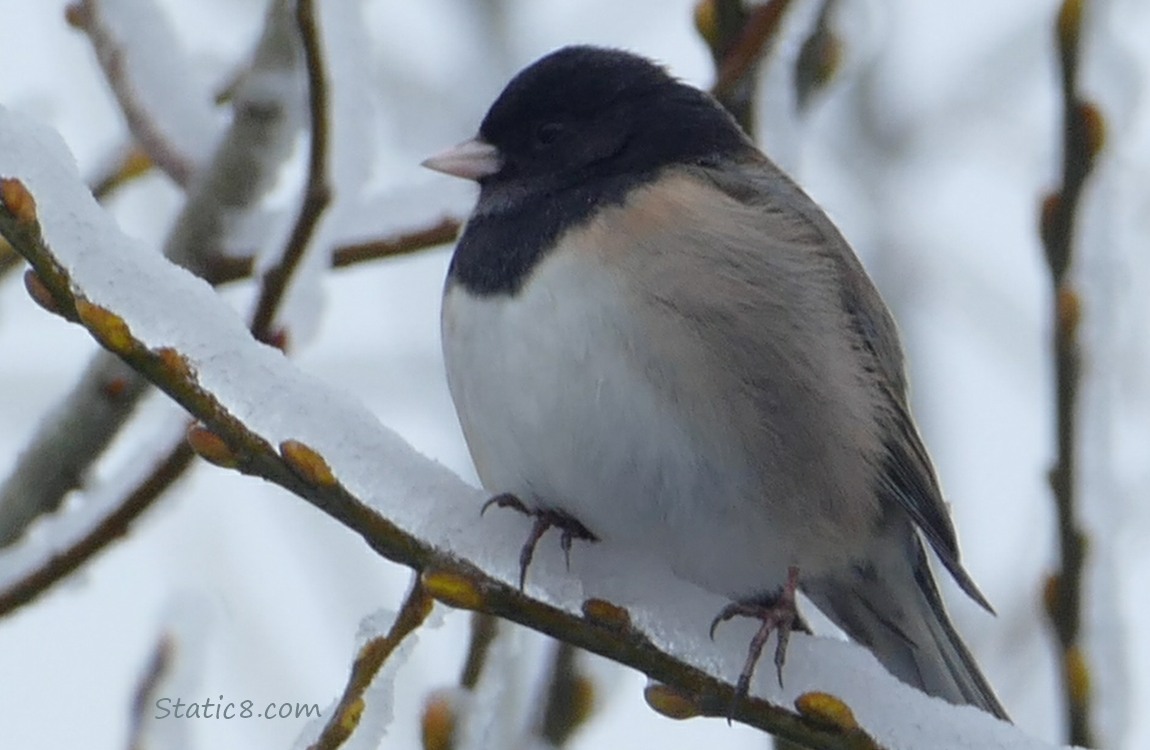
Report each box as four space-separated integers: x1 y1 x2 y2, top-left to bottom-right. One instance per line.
441 250 793 599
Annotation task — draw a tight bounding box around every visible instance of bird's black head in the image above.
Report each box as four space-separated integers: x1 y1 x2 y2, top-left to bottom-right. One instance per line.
474 45 752 199
429 46 755 296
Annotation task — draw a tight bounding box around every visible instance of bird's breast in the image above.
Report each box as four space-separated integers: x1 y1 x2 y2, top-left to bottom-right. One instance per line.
441 245 798 598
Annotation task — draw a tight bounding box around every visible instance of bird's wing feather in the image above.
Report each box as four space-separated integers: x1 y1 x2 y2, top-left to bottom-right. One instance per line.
697 158 992 610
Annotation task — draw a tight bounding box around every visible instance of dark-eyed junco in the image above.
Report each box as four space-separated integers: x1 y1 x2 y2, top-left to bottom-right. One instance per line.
424 45 1008 721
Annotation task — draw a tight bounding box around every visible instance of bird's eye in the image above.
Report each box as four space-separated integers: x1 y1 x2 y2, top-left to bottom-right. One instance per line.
533 122 564 147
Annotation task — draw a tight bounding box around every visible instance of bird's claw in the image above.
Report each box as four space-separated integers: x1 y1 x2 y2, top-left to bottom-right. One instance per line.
480 492 529 516
480 494 598 590
709 566 803 722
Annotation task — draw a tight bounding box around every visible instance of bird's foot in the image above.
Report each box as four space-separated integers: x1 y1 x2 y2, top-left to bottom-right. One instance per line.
709 566 807 722
481 493 598 589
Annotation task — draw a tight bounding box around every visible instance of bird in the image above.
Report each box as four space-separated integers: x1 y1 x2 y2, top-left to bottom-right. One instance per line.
423 44 1009 722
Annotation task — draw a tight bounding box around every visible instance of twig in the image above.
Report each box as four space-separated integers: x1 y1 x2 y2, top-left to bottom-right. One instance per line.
70 0 197 187
0 441 194 617
126 634 175 750
701 0 796 132
793 0 841 113
539 641 593 747
1039 0 1102 746
90 144 154 201
0 351 150 547
309 580 434 750
0 0 306 549
459 612 499 690
331 217 461 269
249 0 332 342
203 216 463 285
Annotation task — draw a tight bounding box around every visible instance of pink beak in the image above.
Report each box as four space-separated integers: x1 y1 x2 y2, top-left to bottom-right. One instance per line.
421 138 502 181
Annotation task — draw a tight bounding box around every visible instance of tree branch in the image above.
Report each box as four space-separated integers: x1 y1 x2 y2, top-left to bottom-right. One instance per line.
1039 0 1103 745
68 0 199 187
700 0 797 133
249 0 332 342
309 579 434 750
0 0 306 549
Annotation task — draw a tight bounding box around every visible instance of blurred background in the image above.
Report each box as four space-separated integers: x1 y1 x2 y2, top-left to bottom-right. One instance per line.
1 0 1148 748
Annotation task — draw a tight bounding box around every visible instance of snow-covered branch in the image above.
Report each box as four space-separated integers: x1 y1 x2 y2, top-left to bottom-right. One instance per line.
0 0 307 549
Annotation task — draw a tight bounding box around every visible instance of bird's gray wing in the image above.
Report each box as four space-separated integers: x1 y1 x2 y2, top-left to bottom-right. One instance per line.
702 157 993 612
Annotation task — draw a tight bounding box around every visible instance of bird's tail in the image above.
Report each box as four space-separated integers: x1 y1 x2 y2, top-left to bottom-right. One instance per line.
803 537 1010 722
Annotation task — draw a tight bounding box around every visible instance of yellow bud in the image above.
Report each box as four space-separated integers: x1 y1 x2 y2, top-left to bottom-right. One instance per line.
1057 285 1081 334
421 570 484 611
1077 101 1106 158
23 270 59 315
186 424 239 468
339 697 365 734
280 439 337 487
76 299 135 354
421 692 457 750
0 178 38 224
156 347 194 381
581 598 632 631
1066 646 1091 706
1057 0 1083 54
643 682 701 720
794 691 858 732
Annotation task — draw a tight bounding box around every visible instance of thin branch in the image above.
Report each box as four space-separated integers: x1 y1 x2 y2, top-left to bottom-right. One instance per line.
0 0 305 549
89 144 154 202
459 612 499 690
203 216 463 286
0 441 195 617
70 0 197 186
331 217 460 269
309 580 434 750
127 634 175 750
539 641 593 747
793 0 841 113
249 0 332 342
0 351 150 547
703 0 797 133
1039 0 1102 746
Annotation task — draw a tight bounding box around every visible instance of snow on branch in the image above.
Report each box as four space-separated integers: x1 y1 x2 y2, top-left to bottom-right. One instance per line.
0 106 1068 749
0 0 309 552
